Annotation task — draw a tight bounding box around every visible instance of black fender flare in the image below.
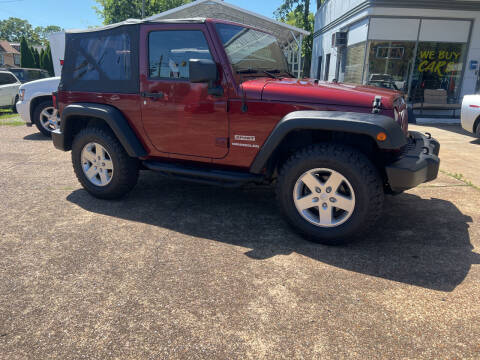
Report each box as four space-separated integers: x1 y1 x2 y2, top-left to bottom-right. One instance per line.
249 110 407 174
53 103 147 157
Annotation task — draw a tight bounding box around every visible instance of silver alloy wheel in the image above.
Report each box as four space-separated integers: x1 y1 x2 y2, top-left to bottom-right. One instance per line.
39 106 60 132
293 168 356 228
81 142 114 187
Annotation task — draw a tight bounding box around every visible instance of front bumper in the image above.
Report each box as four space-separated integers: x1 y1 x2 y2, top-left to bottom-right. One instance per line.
16 100 32 126
385 131 440 192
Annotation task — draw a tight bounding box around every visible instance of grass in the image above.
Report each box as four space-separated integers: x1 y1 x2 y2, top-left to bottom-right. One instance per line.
440 169 480 191
0 109 23 126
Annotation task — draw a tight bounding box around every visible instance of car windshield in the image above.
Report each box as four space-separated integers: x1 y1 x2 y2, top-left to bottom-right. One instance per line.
215 23 291 78
9 69 24 81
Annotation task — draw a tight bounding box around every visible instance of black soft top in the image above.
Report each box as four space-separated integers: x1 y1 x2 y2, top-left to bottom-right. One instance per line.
60 18 206 94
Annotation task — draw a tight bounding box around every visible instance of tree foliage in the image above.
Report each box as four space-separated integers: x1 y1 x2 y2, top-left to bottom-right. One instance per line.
0 17 62 45
94 0 193 25
20 37 35 68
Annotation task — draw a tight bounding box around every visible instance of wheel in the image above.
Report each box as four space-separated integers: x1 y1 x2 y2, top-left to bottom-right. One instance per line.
72 126 139 199
33 99 60 137
11 95 18 113
276 143 384 245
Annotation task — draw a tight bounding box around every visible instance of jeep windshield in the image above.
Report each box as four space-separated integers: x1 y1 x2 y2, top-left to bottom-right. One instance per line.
215 23 292 79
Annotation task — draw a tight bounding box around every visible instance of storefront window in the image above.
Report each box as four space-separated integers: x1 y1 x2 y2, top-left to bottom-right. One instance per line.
409 42 467 104
343 42 365 84
363 41 416 92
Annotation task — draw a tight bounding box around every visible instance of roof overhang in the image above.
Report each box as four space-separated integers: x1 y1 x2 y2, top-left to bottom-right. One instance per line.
146 0 309 46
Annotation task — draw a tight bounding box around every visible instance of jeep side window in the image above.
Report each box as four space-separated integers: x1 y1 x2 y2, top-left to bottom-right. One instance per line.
73 33 131 81
148 30 213 80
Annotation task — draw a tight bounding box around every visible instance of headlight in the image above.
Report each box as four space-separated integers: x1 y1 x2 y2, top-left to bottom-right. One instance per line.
19 89 25 101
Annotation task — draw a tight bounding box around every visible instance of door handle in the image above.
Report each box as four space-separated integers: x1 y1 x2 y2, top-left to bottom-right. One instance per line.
142 92 164 99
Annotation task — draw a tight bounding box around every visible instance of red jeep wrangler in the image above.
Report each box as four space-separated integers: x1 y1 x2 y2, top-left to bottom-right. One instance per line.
52 18 440 245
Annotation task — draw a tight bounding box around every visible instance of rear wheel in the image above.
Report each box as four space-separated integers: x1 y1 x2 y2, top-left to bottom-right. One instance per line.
72 126 139 199
33 99 60 137
276 143 384 245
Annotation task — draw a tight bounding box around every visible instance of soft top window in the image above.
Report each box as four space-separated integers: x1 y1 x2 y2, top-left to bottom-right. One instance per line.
60 25 139 93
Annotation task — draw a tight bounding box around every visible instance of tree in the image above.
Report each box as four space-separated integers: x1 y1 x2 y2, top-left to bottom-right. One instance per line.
20 37 35 68
94 0 193 25
39 48 45 69
0 17 62 45
275 1 314 77
32 47 40 68
43 44 54 76
35 25 63 45
0 17 37 43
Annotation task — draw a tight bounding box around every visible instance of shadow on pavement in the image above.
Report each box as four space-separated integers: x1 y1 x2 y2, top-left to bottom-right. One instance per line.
419 124 476 138
23 132 50 141
67 173 479 292
470 138 480 145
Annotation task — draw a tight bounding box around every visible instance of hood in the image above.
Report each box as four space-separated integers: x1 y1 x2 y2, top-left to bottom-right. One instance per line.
19 76 60 90
242 78 400 110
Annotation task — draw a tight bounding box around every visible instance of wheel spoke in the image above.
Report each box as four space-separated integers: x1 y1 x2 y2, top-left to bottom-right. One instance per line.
100 146 108 160
300 172 323 192
85 166 98 180
83 149 96 163
325 171 344 192
295 195 316 211
334 194 355 213
99 171 108 184
319 206 333 225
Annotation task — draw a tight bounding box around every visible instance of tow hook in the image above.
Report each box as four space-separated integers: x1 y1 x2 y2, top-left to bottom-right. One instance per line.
372 96 382 114
422 146 430 155
425 132 432 139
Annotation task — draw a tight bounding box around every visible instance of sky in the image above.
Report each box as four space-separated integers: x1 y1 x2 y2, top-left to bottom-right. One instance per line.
0 0 317 30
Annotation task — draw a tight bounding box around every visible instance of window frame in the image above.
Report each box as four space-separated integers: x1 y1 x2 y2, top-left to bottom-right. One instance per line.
147 28 215 83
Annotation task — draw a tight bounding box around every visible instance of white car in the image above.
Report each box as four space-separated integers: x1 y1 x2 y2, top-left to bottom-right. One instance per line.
0 70 21 111
461 94 480 137
16 76 60 137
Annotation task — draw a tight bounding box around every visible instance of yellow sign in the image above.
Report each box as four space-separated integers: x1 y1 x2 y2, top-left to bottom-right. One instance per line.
417 50 462 77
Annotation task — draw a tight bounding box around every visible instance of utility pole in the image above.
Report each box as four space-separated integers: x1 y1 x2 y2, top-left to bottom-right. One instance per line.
142 0 145 18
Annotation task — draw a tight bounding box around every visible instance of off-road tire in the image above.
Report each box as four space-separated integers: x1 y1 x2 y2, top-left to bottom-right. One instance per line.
276 143 384 245
72 126 139 199
33 99 55 137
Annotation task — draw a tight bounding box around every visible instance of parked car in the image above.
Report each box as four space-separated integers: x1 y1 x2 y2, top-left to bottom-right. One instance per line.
461 94 480 137
16 76 60 136
52 18 440 245
0 70 21 112
5 68 50 84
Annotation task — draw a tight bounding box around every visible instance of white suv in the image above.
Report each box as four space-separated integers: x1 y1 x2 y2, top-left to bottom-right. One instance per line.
16 76 60 137
0 70 21 111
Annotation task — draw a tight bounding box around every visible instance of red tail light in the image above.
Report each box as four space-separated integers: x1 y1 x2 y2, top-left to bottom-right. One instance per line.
52 91 58 109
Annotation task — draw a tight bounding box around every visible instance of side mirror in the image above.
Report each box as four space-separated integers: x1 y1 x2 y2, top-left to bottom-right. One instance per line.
189 59 218 83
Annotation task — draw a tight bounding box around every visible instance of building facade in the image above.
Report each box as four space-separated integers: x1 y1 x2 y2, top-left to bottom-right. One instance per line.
311 0 480 111
0 40 20 68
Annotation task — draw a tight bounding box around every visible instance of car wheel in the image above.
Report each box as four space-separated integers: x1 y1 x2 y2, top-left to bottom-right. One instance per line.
33 99 60 137
72 126 139 199
276 143 384 245
11 95 18 113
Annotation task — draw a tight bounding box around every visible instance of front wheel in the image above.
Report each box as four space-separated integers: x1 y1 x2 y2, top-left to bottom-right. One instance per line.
276 143 384 245
72 126 139 199
33 99 60 137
